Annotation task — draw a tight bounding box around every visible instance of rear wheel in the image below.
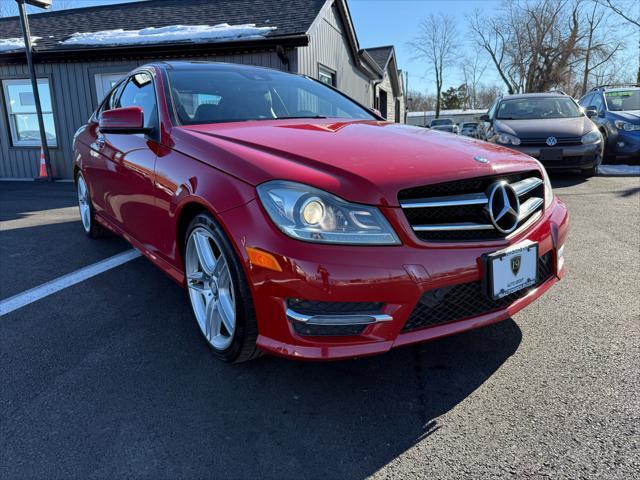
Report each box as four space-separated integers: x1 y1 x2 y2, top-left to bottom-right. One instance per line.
76 173 107 238
184 213 260 363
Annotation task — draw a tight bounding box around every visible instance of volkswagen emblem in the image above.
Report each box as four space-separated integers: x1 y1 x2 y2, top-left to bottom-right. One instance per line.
546 136 557 146
474 156 489 163
486 181 520 234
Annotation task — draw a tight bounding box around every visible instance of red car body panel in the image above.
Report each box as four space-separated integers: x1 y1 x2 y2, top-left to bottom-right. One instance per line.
73 63 569 360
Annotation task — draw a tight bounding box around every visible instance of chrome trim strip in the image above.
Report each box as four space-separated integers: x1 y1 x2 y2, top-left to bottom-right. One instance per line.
412 222 494 232
518 197 544 221
400 192 487 208
512 177 543 196
285 308 393 326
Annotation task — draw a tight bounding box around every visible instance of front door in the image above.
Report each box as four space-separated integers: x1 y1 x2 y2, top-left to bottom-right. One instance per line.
97 71 160 249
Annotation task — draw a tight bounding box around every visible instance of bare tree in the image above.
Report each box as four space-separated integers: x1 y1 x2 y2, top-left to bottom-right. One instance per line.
580 1 624 94
460 47 488 108
596 0 640 82
406 91 437 112
409 13 457 118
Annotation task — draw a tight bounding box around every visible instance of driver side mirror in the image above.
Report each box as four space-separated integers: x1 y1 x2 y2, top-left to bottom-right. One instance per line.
585 107 597 118
99 107 150 134
480 114 490 122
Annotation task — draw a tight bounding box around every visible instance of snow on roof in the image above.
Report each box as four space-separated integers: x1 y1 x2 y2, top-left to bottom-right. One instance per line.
0 37 40 52
407 109 486 117
59 24 277 47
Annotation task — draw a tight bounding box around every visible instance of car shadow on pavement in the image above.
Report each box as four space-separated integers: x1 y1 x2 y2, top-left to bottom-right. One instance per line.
0 181 77 222
1 257 522 479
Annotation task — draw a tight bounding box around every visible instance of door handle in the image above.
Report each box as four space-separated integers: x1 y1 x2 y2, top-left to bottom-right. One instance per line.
96 134 105 149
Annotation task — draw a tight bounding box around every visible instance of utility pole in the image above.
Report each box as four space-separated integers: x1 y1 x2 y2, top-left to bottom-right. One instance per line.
16 0 54 181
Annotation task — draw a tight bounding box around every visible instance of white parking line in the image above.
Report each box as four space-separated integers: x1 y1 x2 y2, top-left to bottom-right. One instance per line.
0 249 142 316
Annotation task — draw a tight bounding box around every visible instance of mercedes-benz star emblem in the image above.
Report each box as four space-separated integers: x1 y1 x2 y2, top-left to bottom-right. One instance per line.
474 156 489 163
546 136 557 146
486 181 520 234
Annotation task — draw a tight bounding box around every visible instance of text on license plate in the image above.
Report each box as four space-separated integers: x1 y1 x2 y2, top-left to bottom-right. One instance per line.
487 241 538 300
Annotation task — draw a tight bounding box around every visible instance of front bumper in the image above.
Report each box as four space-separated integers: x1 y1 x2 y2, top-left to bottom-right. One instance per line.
510 143 602 170
608 129 640 158
220 197 569 360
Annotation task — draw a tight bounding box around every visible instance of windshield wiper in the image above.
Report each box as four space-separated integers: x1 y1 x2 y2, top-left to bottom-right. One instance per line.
276 115 328 119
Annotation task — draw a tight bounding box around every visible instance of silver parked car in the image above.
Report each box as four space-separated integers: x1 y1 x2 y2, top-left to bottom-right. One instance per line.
459 122 479 137
429 118 459 134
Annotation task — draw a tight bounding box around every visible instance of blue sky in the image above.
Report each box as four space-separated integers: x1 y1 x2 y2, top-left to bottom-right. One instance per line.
4 0 638 94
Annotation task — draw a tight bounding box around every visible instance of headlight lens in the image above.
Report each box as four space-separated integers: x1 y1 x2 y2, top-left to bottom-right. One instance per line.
257 181 400 245
581 129 602 144
496 132 521 146
614 120 640 131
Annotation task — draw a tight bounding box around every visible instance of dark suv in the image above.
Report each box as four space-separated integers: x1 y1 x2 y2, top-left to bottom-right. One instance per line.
578 84 640 160
479 92 603 176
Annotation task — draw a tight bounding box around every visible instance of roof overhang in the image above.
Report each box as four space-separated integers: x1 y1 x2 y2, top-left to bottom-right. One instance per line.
0 33 309 64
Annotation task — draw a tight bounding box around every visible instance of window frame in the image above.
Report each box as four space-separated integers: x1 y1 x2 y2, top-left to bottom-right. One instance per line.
317 64 337 87
1 76 59 148
94 72 128 104
116 71 159 133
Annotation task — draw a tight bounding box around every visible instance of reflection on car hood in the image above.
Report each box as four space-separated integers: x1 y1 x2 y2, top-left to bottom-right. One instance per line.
611 110 640 123
175 119 541 206
495 117 594 138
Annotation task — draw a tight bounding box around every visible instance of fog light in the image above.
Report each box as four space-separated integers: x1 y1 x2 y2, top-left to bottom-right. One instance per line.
556 244 565 272
617 142 625 148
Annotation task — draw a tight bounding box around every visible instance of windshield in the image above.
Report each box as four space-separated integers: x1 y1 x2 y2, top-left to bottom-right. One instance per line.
496 97 582 120
167 67 375 125
605 90 640 112
462 122 477 128
431 119 452 126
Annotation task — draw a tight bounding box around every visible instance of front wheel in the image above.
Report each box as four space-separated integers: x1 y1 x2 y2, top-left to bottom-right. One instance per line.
184 213 261 363
76 173 107 238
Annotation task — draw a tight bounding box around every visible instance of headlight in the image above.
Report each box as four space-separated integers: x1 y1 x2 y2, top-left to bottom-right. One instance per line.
496 132 521 146
614 120 640 131
257 181 400 245
581 129 602 144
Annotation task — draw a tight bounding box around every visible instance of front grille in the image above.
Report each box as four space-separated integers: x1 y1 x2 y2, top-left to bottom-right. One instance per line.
402 252 553 332
292 323 366 336
399 171 544 242
519 136 582 146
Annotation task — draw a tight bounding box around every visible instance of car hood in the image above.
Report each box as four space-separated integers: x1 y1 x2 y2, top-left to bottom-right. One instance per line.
610 110 640 123
495 117 594 138
173 119 541 206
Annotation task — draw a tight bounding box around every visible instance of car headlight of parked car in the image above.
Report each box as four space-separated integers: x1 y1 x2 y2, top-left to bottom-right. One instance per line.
614 120 640 132
581 129 602 144
496 132 521 146
257 180 400 245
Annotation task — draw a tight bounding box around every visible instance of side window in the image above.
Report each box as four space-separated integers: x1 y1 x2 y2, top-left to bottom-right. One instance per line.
579 93 592 108
117 72 157 129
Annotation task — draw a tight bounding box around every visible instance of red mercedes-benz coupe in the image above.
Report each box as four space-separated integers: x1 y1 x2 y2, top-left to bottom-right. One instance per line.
73 62 569 362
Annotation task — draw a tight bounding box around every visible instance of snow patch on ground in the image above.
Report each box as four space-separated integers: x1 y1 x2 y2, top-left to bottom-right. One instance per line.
0 37 40 52
60 24 276 46
599 164 640 176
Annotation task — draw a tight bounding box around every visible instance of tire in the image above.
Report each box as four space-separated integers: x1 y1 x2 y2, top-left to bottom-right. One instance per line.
582 165 598 177
184 213 261 363
76 172 108 238
601 130 615 162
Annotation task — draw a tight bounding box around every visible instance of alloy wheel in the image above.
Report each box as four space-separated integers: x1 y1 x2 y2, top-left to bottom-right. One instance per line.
77 176 91 233
185 227 236 350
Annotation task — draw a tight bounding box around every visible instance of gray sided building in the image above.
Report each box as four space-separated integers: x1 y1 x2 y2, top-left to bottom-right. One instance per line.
0 0 404 180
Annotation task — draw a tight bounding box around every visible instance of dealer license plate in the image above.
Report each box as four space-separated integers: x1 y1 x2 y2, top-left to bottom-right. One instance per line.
486 241 538 300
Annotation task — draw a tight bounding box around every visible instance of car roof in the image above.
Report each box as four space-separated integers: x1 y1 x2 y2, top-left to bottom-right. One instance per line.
501 93 567 100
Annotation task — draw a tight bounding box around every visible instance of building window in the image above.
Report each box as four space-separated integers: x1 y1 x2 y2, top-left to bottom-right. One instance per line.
318 65 336 87
379 89 388 119
2 78 57 147
94 73 127 103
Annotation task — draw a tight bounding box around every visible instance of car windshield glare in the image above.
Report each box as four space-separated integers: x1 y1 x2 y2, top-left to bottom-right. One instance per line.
496 97 582 120
605 90 640 112
167 67 376 125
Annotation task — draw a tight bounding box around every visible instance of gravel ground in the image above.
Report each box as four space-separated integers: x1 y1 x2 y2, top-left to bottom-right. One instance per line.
0 175 638 479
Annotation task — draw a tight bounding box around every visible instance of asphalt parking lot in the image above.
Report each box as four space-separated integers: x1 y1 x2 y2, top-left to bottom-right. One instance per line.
1 174 639 479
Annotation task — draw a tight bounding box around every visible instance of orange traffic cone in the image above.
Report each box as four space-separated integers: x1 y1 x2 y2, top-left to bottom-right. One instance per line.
36 146 48 179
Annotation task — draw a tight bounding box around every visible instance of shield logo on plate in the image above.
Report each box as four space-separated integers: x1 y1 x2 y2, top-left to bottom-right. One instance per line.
511 255 522 275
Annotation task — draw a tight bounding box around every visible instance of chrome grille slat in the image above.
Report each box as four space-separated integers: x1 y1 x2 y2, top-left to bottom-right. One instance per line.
518 197 544 221
398 172 545 242
400 193 487 209
412 222 494 232
512 177 543 196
